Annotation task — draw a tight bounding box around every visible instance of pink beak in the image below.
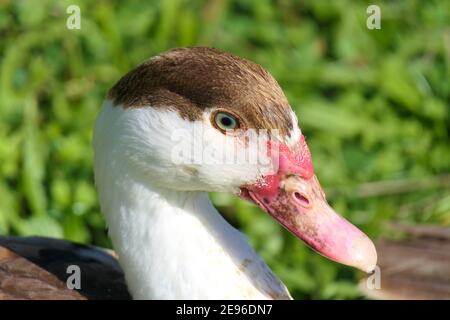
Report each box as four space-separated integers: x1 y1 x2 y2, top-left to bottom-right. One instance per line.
240 136 377 273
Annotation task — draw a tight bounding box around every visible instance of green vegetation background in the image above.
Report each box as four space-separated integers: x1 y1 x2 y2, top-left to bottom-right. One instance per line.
0 0 449 299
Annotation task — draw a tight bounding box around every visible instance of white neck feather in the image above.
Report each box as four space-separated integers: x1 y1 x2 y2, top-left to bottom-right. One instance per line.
93 101 290 299
102 175 289 299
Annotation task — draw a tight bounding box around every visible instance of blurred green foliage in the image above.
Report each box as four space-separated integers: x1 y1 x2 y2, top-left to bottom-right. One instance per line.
0 0 449 299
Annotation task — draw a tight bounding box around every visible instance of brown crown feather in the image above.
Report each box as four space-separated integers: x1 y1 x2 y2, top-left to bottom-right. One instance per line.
108 47 294 137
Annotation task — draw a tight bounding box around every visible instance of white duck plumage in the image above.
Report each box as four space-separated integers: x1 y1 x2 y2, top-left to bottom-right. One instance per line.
94 101 291 299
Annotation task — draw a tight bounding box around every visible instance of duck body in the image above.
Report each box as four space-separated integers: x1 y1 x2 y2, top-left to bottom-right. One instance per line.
0 47 377 300
0 236 130 300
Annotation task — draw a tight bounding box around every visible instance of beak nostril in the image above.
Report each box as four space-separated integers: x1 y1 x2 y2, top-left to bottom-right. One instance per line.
293 192 310 207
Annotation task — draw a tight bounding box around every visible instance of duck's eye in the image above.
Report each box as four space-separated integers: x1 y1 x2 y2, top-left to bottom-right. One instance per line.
214 112 239 131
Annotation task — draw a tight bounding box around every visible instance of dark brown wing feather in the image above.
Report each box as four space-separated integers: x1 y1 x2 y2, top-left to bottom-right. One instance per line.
361 224 450 300
0 236 131 300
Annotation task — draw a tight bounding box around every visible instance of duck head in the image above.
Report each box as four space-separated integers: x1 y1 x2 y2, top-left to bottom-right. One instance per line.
104 47 377 273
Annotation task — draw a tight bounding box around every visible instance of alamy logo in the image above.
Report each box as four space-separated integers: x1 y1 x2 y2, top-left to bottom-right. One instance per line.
66 5 81 30
366 265 381 290
366 5 381 30
66 265 81 290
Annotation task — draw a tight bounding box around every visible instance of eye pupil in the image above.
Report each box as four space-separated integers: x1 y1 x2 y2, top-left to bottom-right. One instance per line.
221 117 232 127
